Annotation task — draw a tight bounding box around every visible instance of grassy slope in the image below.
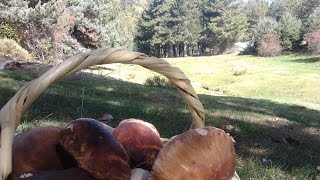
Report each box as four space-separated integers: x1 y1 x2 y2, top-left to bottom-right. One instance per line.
0 54 319 179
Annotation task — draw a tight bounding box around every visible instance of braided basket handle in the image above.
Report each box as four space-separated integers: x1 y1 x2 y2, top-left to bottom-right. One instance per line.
0 48 205 179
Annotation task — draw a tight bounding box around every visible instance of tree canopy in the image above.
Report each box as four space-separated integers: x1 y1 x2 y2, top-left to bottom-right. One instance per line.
1 0 320 59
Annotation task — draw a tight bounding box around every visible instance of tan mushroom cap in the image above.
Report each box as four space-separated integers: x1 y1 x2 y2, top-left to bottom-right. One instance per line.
151 127 236 180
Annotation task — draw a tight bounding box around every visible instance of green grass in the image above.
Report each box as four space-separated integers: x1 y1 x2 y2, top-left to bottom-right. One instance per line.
0 54 319 179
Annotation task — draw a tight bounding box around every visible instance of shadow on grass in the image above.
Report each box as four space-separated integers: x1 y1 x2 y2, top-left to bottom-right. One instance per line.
0 69 319 178
291 56 320 63
200 95 320 127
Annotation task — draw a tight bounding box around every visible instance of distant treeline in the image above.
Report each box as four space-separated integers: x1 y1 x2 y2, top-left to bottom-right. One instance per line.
135 0 320 57
0 0 320 61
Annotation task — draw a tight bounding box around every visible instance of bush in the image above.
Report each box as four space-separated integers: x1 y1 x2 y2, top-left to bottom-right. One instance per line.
304 31 320 54
257 33 282 57
144 75 173 88
0 38 31 59
0 22 19 41
232 63 248 76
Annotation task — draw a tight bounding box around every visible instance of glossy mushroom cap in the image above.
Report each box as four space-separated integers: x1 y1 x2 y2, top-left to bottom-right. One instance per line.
12 126 75 180
59 118 131 180
113 119 163 170
151 127 236 180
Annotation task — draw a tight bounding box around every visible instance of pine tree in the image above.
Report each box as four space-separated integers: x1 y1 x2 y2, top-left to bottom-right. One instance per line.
298 0 320 24
200 0 248 54
135 2 158 55
209 6 248 53
305 7 320 33
279 13 302 51
253 17 279 48
177 0 202 56
268 0 305 20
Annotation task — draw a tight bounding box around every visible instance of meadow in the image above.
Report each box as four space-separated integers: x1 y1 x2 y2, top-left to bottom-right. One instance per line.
0 53 319 179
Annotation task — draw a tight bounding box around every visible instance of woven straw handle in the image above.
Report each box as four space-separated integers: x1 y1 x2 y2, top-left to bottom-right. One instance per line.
0 48 205 179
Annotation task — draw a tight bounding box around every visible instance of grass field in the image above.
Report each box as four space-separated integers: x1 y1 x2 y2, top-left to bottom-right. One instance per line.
0 53 319 179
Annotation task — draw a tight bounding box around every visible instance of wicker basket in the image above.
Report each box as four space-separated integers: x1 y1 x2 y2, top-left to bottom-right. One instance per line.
0 48 207 179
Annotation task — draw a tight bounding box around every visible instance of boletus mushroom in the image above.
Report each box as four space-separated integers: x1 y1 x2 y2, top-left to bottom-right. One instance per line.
18 168 95 180
59 118 131 180
112 119 163 170
151 127 236 180
11 126 75 180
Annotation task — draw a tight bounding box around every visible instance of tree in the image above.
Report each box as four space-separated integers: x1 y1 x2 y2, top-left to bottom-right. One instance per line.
136 0 249 57
305 7 320 33
279 12 302 51
243 0 269 27
298 0 320 24
136 0 202 57
199 0 248 54
253 17 279 50
175 0 202 56
268 0 304 20
0 0 148 61
135 1 158 55
209 6 248 53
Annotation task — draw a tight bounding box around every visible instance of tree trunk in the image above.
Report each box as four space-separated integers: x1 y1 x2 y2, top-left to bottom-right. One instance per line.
168 43 173 57
184 42 188 57
155 44 160 57
163 44 169 58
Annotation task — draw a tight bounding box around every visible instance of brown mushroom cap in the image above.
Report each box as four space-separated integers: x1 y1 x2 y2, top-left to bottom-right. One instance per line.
18 168 95 180
112 119 163 170
12 126 75 180
118 119 160 137
59 118 131 180
151 127 236 180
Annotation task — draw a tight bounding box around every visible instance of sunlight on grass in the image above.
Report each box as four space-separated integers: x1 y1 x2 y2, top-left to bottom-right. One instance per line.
237 156 315 179
17 119 67 132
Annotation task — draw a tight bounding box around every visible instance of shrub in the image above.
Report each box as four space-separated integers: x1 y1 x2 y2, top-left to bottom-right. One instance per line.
257 33 282 57
232 63 248 76
144 75 173 88
0 38 31 59
0 22 19 41
304 31 320 54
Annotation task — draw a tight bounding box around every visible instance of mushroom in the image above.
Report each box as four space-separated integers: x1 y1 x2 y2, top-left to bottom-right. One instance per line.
59 118 131 180
18 168 95 180
112 119 163 170
130 168 150 180
150 127 236 180
11 126 76 180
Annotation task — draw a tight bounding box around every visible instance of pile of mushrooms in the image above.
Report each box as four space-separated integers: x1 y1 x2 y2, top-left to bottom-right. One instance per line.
10 118 237 180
